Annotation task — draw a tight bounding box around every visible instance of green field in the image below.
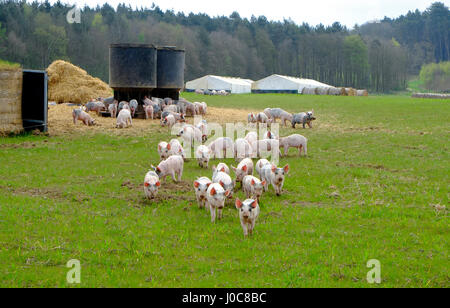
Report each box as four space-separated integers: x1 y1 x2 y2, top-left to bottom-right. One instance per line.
0 94 448 288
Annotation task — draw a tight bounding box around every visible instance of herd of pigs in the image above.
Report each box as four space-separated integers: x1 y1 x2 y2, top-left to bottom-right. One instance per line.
71 96 316 237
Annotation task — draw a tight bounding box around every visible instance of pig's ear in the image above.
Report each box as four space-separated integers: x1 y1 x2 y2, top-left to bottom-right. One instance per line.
158 145 162 151
144 182 150 187
194 181 200 188
242 165 247 172
219 181 225 188
167 144 171 150
151 165 156 171
179 148 183 153
220 167 226 172
235 198 243 209
225 190 231 197
206 182 212 188
251 179 256 186
210 187 217 196
261 180 266 186
268 131 272 138
251 200 258 208
283 164 290 173
271 165 277 173
157 167 162 172
155 181 161 187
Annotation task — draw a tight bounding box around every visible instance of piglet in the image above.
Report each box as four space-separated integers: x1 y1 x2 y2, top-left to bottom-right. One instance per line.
212 171 234 200
212 163 230 176
129 99 138 117
206 183 230 223
108 101 118 118
193 177 212 209
169 139 186 161
72 109 95 126
144 104 154 120
279 134 308 157
232 158 253 187
152 155 184 183
144 171 161 200
235 198 260 237
196 145 211 168
116 109 132 128
242 175 266 201
260 164 289 196
158 142 170 161
255 159 270 179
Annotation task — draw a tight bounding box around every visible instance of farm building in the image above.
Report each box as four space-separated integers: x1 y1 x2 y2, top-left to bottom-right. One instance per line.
252 74 333 94
185 75 253 94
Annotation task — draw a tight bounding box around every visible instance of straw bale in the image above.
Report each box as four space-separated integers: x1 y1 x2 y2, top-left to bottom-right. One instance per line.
0 68 23 134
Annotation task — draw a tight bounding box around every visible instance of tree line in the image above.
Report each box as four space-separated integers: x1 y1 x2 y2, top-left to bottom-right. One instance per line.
0 0 448 92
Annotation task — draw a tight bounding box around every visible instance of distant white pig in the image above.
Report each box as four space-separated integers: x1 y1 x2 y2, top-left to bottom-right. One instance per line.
195 145 211 168
234 138 253 161
231 158 254 187
212 163 230 177
196 120 208 142
144 104 154 120
178 125 203 145
108 102 118 118
193 177 212 209
235 198 260 237
257 112 272 124
248 113 257 123
116 109 132 128
242 175 266 201
208 137 234 159
169 139 186 160
206 183 229 223
129 99 138 117
152 155 184 182
255 159 270 179
244 132 258 145
158 141 170 161
263 130 278 140
260 164 289 196
144 171 161 200
279 134 308 157
162 114 176 128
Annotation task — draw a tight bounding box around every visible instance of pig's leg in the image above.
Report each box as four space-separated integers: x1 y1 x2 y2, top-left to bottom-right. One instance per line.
210 206 216 223
241 221 248 237
178 168 183 182
298 146 302 157
171 171 177 183
218 208 223 220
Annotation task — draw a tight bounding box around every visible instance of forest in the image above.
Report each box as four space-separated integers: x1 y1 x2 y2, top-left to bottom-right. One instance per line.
0 0 448 92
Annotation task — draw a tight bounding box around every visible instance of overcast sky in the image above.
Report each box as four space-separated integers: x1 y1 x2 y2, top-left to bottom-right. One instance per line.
51 0 447 27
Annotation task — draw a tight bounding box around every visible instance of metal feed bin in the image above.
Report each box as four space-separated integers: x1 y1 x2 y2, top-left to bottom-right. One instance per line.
157 47 185 89
109 44 157 103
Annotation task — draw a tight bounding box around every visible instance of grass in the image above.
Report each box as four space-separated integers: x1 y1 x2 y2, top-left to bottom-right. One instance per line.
0 94 448 288
408 78 428 93
0 59 20 70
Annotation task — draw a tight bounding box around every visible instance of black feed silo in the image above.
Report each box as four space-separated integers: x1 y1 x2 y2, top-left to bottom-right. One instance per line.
157 47 185 89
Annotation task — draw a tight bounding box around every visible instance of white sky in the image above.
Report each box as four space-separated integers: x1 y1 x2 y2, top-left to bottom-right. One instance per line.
50 0 447 28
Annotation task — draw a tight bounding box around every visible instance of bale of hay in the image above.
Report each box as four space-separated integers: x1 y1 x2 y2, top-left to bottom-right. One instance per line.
327 87 341 96
316 87 329 95
345 88 357 96
412 93 450 99
47 60 113 104
356 89 369 96
302 87 317 95
0 67 23 135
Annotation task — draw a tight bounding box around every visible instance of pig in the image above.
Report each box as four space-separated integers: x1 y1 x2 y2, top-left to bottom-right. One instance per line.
196 102 207 115
85 101 105 115
248 113 257 123
163 105 178 113
161 111 185 123
251 139 280 158
260 164 289 196
169 139 186 161
291 110 316 129
195 89 204 95
206 183 229 223
264 108 293 126
152 155 184 183
99 96 115 106
212 171 234 200
72 109 95 126
158 142 170 161
231 158 254 187
162 114 176 128
143 104 154 120
242 176 266 201
195 145 211 168
116 109 132 128
144 171 161 200
184 101 197 116
193 177 212 209
178 126 204 146
235 198 260 237
279 134 308 157
143 96 153 106
129 99 138 117
108 101 118 118
263 130 278 140
255 159 270 179
212 163 230 177
118 101 130 112
257 112 272 124
208 137 235 159
196 120 208 142
164 97 173 105
234 138 253 161
244 132 258 145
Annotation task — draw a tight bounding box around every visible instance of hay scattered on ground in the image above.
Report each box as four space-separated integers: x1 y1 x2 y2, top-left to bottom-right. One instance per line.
47 60 113 104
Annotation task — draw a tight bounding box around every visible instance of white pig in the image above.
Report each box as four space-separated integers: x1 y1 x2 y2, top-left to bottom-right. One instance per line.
169 139 186 160
208 137 234 159
255 159 270 179
234 138 253 161
152 155 184 183
144 171 161 200
116 109 132 128
260 164 289 196
235 198 260 237
212 171 234 200
193 177 212 209
242 175 266 201
177 125 203 145
72 109 95 126
144 104 154 120
279 134 308 157
196 145 211 168
162 114 176 128
108 102 118 118
158 141 170 161
206 183 229 223
244 132 258 145
212 163 230 177
231 158 254 186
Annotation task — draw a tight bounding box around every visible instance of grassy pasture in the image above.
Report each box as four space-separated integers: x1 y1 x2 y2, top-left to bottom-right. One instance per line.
0 94 448 287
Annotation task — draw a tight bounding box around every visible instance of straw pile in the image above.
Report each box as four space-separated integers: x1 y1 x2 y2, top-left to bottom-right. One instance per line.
302 87 317 95
316 87 329 95
47 60 112 104
356 89 369 96
412 93 450 99
344 88 357 96
0 67 23 135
